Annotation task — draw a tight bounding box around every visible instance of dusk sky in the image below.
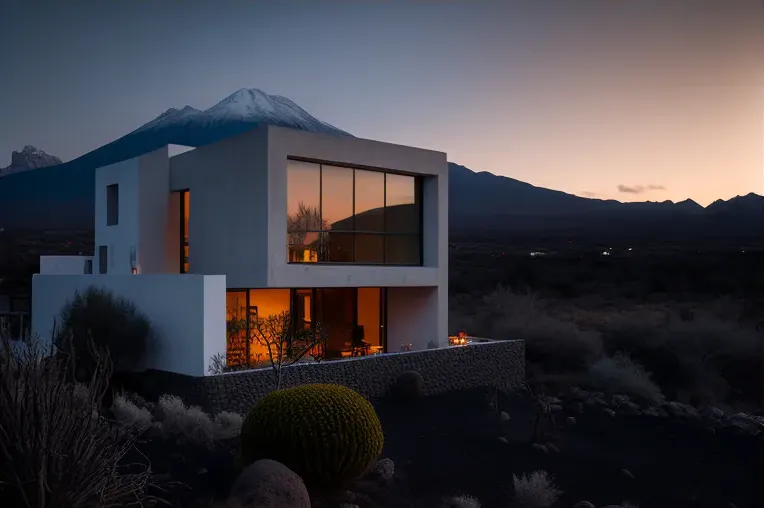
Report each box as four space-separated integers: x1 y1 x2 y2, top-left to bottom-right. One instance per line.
2 0 762 206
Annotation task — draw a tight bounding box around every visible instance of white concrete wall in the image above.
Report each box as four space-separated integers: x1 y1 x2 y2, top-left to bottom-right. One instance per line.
265 125 449 290
386 286 447 351
169 129 270 286
39 256 94 275
31 274 226 377
137 147 174 273
95 158 140 274
94 148 173 275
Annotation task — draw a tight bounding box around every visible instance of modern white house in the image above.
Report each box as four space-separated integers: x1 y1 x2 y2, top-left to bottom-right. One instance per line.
31 125 449 376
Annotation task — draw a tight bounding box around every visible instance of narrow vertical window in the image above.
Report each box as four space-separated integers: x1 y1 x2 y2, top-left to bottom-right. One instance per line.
180 190 189 273
98 246 108 274
106 184 119 226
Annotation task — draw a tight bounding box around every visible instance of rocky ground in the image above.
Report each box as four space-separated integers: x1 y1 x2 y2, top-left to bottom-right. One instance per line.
146 385 762 508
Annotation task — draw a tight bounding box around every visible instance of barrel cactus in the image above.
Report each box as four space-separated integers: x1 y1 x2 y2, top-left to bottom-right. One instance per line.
241 383 384 488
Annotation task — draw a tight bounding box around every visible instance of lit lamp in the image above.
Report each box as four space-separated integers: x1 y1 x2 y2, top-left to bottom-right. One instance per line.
129 246 138 274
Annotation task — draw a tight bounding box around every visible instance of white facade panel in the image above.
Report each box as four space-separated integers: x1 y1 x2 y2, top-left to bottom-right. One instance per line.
39 255 94 275
386 286 447 351
94 158 140 274
169 129 270 287
31 274 226 377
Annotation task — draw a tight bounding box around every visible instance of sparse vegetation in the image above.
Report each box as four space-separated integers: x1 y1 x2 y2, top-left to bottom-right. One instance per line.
587 353 664 405
0 329 150 508
512 470 562 508
451 286 764 412
54 286 152 379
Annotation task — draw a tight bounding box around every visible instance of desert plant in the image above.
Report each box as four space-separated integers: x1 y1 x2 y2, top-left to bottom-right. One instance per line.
112 393 153 434
521 381 559 444
53 286 152 378
0 328 150 508
240 383 384 488
512 470 562 508
155 394 243 447
442 494 482 508
588 353 664 405
228 307 327 390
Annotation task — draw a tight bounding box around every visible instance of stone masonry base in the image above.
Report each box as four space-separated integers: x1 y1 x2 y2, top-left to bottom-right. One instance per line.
126 339 525 415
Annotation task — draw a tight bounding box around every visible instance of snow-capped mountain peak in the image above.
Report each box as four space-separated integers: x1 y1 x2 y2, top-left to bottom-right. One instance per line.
207 88 280 119
134 88 351 137
0 145 62 177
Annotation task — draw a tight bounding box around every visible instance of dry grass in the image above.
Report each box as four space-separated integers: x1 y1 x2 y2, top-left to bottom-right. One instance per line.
441 494 482 508
588 353 664 405
512 470 562 508
0 330 151 508
451 287 764 409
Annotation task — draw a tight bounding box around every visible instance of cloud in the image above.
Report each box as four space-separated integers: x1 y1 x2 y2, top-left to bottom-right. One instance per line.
617 184 666 194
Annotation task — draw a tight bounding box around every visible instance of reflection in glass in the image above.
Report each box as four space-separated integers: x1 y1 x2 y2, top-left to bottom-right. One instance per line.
354 234 384 264
353 170 384 232
287 160 322 233
321 165 354 230
325 232 353 262
385 235 421 265
285 159 422 266
288 231 321 263
385 174 419 233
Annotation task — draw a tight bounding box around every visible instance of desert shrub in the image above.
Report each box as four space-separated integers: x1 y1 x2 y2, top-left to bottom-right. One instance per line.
241 383 384 488
0 330 149 508
587 353 664 405
54 286 152 379
441 494 482 508
112 393 153 434
453 286 602 372
512 470 562 508
600 311 761 406
155 394 243 447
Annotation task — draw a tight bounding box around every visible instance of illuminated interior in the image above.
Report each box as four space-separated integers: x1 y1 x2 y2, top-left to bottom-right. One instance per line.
179 190 189 273
225 287 387 368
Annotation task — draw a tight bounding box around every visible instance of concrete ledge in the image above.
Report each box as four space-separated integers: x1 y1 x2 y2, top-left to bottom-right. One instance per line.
130 339 525 415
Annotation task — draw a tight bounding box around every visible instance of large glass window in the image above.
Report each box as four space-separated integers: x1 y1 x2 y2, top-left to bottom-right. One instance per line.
286 159 422 265
224 288 387 368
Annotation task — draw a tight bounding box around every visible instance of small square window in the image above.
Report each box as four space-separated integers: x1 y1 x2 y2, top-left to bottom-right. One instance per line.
106 184 119 226
84 259 93 274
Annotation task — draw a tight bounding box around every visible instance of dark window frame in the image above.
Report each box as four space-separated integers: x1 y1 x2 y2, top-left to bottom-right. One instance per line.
286 158 423 266
106 184 119 226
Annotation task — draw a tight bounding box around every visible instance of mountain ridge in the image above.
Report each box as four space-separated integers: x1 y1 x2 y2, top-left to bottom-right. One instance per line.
0 88 761 241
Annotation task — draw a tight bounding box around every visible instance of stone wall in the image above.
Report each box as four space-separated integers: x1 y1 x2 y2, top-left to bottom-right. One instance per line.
129 339 525 415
